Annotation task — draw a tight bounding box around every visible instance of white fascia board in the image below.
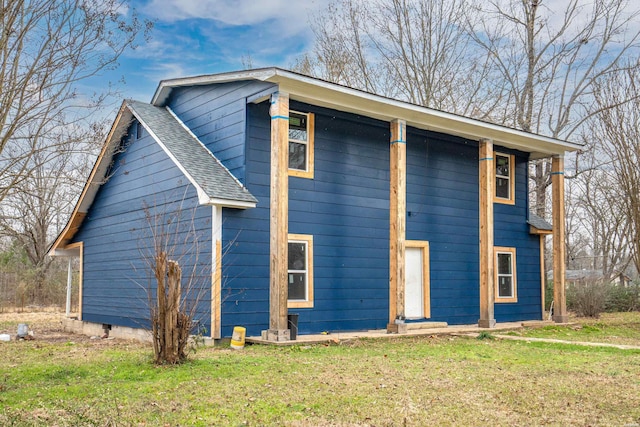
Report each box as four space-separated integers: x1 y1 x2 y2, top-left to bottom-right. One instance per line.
204 198 257 209
49 248 81 257
151 67 582 157
268 70 582 157
152 68 278 106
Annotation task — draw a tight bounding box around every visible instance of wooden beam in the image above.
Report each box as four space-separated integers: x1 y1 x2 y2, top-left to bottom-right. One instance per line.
552 155 568 323
478 139 496 328
388 119 407 333
266 91 291 341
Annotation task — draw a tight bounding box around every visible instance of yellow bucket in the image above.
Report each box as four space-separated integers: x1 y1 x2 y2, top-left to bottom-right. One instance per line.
230 326 246 349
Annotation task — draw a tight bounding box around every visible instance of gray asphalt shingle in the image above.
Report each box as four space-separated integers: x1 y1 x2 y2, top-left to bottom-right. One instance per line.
127 100 257 206
528 214 552 231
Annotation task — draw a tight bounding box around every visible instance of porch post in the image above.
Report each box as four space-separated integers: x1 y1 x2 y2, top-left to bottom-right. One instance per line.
66 258 73 317
265 91 291 341
388 119 407 333
478 138 496 328
552 155 568 323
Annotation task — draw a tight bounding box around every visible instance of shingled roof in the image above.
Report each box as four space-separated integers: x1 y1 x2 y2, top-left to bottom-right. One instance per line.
127 100 257 206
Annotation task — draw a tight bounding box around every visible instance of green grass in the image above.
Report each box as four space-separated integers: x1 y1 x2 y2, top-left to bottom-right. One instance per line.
512 312 640 346
1 314 640 426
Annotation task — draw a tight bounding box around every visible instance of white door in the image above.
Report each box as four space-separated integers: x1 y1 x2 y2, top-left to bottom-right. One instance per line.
405 246 424 319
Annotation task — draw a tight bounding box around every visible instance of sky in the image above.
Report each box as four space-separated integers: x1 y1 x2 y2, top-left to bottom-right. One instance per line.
100 0 325 103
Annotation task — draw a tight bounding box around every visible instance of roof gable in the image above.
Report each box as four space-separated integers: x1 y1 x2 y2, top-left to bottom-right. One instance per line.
50 100 256 254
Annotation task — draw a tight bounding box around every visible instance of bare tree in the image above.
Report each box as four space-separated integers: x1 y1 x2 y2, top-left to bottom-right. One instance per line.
0 124 101 303
465 0 640 216
0 0 149 305
0 0 150 203
295 0 503 118
566 148 632 276
139 197 210 365
591 66 640 275
301 0 640 219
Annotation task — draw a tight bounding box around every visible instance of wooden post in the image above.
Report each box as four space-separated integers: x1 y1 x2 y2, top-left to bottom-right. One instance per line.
552 155 568 323
387 119 407 334
478 139 496 328
266 92 291 341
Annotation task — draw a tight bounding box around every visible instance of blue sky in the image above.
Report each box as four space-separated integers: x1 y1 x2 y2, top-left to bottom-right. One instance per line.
100 0 325 103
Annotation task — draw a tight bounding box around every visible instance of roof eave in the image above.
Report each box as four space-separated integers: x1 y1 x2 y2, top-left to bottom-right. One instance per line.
267 69 582 157
48 102 133 255
152 67 582 157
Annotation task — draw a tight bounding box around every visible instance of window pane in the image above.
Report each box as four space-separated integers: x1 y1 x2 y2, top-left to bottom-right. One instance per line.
497 253 512 274
498 276 513 297
289 113 307 141
496 177 509 198
288 273 306 300
496 155 509 177
288 242 306 270
289 142 307 170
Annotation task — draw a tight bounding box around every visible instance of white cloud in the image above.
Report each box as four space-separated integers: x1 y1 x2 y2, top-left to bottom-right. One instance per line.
142 0 323 36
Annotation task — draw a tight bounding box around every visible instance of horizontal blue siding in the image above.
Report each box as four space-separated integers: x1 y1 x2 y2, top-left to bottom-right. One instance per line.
494 148 542 322
219 101 542 336
68 79 544 339
167 80 275 183
74 125 213 332
406 129 480 324
220 101 390 337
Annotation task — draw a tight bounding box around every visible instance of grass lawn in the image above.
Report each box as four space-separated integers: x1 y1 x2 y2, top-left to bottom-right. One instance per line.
507 312 640 346
1 312 639 426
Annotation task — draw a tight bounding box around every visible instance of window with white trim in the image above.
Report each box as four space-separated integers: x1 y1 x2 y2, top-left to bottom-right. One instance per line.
288 111 314 179
288 234 314 308
495 247 517 303
494 152 514 204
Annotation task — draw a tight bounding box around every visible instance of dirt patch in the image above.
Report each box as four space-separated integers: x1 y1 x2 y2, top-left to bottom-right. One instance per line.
0 311 141 346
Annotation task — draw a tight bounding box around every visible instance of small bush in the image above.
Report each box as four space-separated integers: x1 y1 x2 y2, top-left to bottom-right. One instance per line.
566 280 609 318
605 284 640 312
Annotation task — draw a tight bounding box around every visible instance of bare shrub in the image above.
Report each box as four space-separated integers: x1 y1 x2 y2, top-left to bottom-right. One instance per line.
605 283 640 313
139 196 209 365
567 280 609 318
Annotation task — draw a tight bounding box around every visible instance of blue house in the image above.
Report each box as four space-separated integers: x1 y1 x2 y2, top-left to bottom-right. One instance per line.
50 68 580 341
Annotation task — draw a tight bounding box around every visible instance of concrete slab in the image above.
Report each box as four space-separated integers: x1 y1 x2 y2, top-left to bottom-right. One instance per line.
245 321 528 346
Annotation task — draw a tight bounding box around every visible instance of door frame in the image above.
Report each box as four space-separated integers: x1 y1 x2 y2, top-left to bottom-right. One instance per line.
405 240 431 319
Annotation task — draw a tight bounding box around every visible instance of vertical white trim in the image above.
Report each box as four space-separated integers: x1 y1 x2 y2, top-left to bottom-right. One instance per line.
211 205 223 339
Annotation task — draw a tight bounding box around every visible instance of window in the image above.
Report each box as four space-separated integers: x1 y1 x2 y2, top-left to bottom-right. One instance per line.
495 247 517 303
288 234 314 308
494 152 514 204
288 111 314 179
136 121 143 140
